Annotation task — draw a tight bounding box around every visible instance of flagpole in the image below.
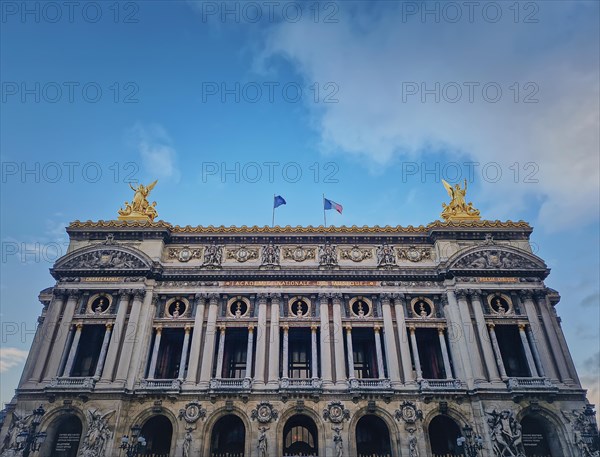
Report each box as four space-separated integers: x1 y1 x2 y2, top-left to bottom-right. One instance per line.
323 194 327 228
272 194 275 227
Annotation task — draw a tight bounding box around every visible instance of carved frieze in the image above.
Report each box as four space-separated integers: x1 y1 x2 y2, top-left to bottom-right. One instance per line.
319 243 338 267
376 244 397 268
178 401 206 424
339 246 373 262
251 402 279 424
203 244 223 268
455 249 539 269
168 246 202 262
323 401 350 424
397 246 432 262
486 409 525 456
80 409 115 457
282 246 316 262
261 242 280 267
226 246 259 263
61 249 146 270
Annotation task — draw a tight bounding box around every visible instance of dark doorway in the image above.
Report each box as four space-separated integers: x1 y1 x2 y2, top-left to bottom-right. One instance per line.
495 325 530 377
521 415 563 457
71 325 105 377
152 328 185 379
210 415 245 456
356 415 392 457
48 415 82 457
429 415 461 456
283 414 318 456
141 415 172 456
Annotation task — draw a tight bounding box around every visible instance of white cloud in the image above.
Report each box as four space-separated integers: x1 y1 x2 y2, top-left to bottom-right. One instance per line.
257 2 600 230
131 123 180 181
0 348 28 373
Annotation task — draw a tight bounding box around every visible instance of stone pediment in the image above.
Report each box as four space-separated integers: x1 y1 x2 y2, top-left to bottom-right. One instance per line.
446 245 547 273
53 245 152 274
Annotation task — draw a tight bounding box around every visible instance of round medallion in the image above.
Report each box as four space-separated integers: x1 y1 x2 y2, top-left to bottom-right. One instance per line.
166 298 188 318
407 248 422 262
178 248 193 262
89 295 111 314
293 248 305 261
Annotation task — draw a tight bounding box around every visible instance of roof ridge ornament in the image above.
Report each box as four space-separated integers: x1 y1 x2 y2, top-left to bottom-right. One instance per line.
117 180 158 222
441 179 481 222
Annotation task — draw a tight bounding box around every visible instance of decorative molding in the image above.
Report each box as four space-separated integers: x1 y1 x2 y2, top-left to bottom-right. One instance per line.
339 246 372 262
178 401 206 424
168 246 202 262
226 246 259 263
251 402 278 424
323 401 350 424
282 246 316 262
397 246 432 263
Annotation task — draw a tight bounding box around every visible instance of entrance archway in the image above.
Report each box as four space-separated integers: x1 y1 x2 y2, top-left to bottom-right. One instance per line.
521 415 563 457
356 415 392 457
283 414 318 456
46 414 83 457
141 415 172 456
210 414 245 456
428 415 461 456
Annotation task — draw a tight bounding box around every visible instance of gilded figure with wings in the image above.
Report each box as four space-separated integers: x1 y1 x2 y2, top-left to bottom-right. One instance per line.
118 180 159 221
441 179 481 222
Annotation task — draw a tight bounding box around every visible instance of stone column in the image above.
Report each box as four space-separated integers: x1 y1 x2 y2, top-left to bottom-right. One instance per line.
114 289 144 385
374 326 385 379
332 294 346 385
456 290 486 383
185 294 207 385
469 290 501 382
94 323 113 379
267 295 281 387
62 323 83 377
408 326 422 381
30 290 65 383
311 324 319 379
245 325 255 379
518 324 539 377
99 290 131 383
319 294 333 386
536 292 573 383
147 327 163 379
215 325 226 379
393 294 415 384
444 290 473 387
281 325 289 379
44 290 80 381
178 326 192 380
345 326 355 379
129 289 158 387
381 294 401 387
520 291 553 379
487 324 507 379
199 294 220 386
438 327 453 379
253 294 268 386
57 326 75 379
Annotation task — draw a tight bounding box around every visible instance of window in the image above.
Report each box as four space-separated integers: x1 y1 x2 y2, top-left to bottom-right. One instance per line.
70 325 105 377
153 328 185 379
495 325 530 377
288 328 311 378
415 328 447 379
223 328 249 378
351 328 378 379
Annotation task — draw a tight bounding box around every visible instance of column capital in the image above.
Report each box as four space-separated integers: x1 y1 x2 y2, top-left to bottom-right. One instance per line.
219 324 226 333
533 290 547 301
518 290 534 300
105 323 114 330
331 293 343 304
248 324 254 333
132 289 146 300
487 322 496 329
75 323 84 330
269 293 282 302
257 293 269 302
311 323 318 332
437 326 446 335
408 325 416 333
318 293 330 303
455 289 468 300
441 294 450 307
194 293 208 305
208 294 220 305
373 325 381 333
52 288 68 299
184 326 192 334
518 323 528 331
66 289 82 300
154 325 163 334
345 324 352 332
391 292 405 301
380 294 392 306
465 289 483 299
282 324 289 332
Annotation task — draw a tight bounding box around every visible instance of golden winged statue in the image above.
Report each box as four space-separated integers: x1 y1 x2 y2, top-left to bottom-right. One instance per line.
441 179 481 222
118 180 158 221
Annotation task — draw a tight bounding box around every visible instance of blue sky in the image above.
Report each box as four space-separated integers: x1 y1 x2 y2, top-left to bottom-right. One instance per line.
1 1 598 408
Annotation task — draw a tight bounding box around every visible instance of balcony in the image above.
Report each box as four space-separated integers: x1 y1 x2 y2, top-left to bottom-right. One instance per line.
279 378 323 390
419 379 463 391
506 377 556 391
136 378 182 393
46 377 96 392
209 378 252 391
349 378 392 391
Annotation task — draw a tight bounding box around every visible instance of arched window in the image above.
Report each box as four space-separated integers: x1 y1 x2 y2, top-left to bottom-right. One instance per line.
211 415 245 456
283 414 318 456
46 415 83 457
141 415 172 456
356 415 392 457
428 415 461 456
521 415 563 457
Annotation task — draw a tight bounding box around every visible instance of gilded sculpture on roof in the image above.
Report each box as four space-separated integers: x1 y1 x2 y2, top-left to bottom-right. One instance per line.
118 180 158 222
441 179 481 222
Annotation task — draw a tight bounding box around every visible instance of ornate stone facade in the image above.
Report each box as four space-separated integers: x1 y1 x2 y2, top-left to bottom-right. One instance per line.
1 220 597 457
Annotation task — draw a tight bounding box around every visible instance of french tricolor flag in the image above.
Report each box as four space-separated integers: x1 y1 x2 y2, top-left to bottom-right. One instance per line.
324 197 343 214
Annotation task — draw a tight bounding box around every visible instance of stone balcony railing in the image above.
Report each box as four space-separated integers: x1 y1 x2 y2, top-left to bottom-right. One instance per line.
209 378 252 390
419 379 463 391
46 377 96 391
506 377 555 390
136 378 182 393
279 377 323 390
349 378 392 390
